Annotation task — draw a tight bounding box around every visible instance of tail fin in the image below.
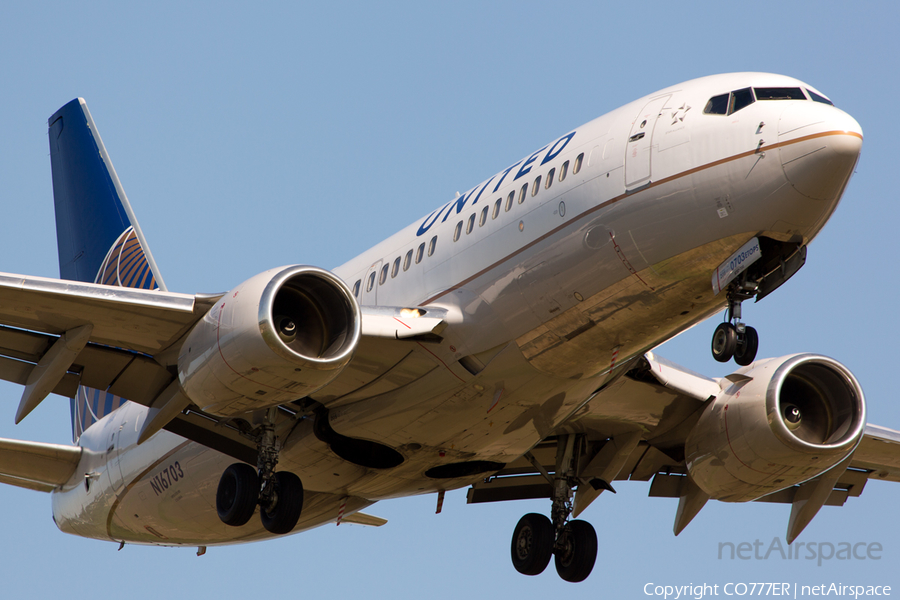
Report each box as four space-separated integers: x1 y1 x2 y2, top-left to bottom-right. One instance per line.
49 99 166 290
48 98 167 440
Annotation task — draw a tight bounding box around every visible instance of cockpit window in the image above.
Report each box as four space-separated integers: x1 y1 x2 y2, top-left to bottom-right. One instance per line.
806 89 834 106
705 85 826 117
704 93 729 115
753 87 806 100
730 88 754 114
704 88 754 116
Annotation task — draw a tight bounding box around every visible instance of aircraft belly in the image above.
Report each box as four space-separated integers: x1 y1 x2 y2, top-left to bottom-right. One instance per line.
275 343 604 501
515 233 748 380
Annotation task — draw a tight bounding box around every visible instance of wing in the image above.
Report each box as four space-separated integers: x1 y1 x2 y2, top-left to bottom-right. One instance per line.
0 271 447 463
467 351 899 542
850 424 900 482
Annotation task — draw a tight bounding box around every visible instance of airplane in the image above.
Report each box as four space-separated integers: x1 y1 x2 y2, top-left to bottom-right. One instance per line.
0 71 896 584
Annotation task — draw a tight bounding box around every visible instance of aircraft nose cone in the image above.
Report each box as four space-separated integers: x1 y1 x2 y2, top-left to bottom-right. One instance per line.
778 103 863 201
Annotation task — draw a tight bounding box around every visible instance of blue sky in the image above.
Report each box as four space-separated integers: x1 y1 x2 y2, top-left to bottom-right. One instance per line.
0 1 898 597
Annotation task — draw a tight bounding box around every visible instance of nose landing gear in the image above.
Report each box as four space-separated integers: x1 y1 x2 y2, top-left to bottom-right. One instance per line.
711 279 759 366
216 408 304 534
510 436 599 582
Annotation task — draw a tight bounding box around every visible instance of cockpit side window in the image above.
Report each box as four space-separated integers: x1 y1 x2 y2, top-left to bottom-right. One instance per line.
730 88 754 114
753 87 806 100
704 88 754 116
704 93 729 115
806 89 834 106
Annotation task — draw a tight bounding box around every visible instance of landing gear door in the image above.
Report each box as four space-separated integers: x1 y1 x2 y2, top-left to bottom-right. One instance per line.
360 259 382 306
625 95 670 190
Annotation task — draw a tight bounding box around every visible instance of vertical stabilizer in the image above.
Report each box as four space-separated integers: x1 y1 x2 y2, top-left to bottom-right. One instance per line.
48 98 166 290
47 98 167 440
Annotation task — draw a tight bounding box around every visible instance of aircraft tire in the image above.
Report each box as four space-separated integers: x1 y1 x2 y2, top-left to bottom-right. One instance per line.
711 322 737 362
260 471 304 534
217 463 259 527
554 519 598 583
511 513 553 576
734 326 759 366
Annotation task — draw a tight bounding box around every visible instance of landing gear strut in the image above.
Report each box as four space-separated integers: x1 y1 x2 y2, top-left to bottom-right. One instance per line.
510 436 598 582
216 408 304 534
711 277 759 366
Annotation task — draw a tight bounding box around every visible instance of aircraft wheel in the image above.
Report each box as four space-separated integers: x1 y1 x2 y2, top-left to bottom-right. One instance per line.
511 513 553 576
260 471 304 534
554 519 598 583
217 463 258 527
711 323 737 363
734 326 759 366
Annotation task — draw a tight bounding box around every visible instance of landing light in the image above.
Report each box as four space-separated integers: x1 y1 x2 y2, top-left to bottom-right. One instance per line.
400 308 425 319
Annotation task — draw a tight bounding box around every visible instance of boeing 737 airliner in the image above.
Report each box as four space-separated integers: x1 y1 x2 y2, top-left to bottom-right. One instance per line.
0 72 896 583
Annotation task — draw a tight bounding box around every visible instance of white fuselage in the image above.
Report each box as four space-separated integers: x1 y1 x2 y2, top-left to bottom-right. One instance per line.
51 72 863 546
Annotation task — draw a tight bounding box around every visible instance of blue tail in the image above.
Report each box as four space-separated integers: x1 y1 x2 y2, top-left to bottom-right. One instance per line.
48 98 167 440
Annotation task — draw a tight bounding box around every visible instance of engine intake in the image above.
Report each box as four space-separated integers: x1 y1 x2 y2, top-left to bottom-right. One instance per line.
179 266 361 417
685 354 865 502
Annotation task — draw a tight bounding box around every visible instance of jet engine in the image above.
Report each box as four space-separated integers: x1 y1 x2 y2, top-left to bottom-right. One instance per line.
178 265 361 417
684 354 865 502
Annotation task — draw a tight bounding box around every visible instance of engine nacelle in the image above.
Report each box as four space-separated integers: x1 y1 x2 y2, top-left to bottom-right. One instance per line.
178 265 361 417
685 354 865 502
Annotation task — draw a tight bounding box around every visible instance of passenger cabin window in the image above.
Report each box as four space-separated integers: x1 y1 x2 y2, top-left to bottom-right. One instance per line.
379 264 389 285
573 153 584 174
353 280 361 297
453 221 462 242
416 242 425 264
546 168 555 189
518 183 528 204
807 89 834 105
559 161 568 181
391 257 400 278
506 190 515 211
403 249 413 271
466 213 475 234
754 87 805 101
479 206 488 227
492 198 501 219
367 271 376 292
428 236 437 256
532 175 542 197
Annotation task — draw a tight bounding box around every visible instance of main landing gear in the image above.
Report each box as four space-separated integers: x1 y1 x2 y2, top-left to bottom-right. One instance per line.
216 408 304 534
711 278 760 366
510 436 599 583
